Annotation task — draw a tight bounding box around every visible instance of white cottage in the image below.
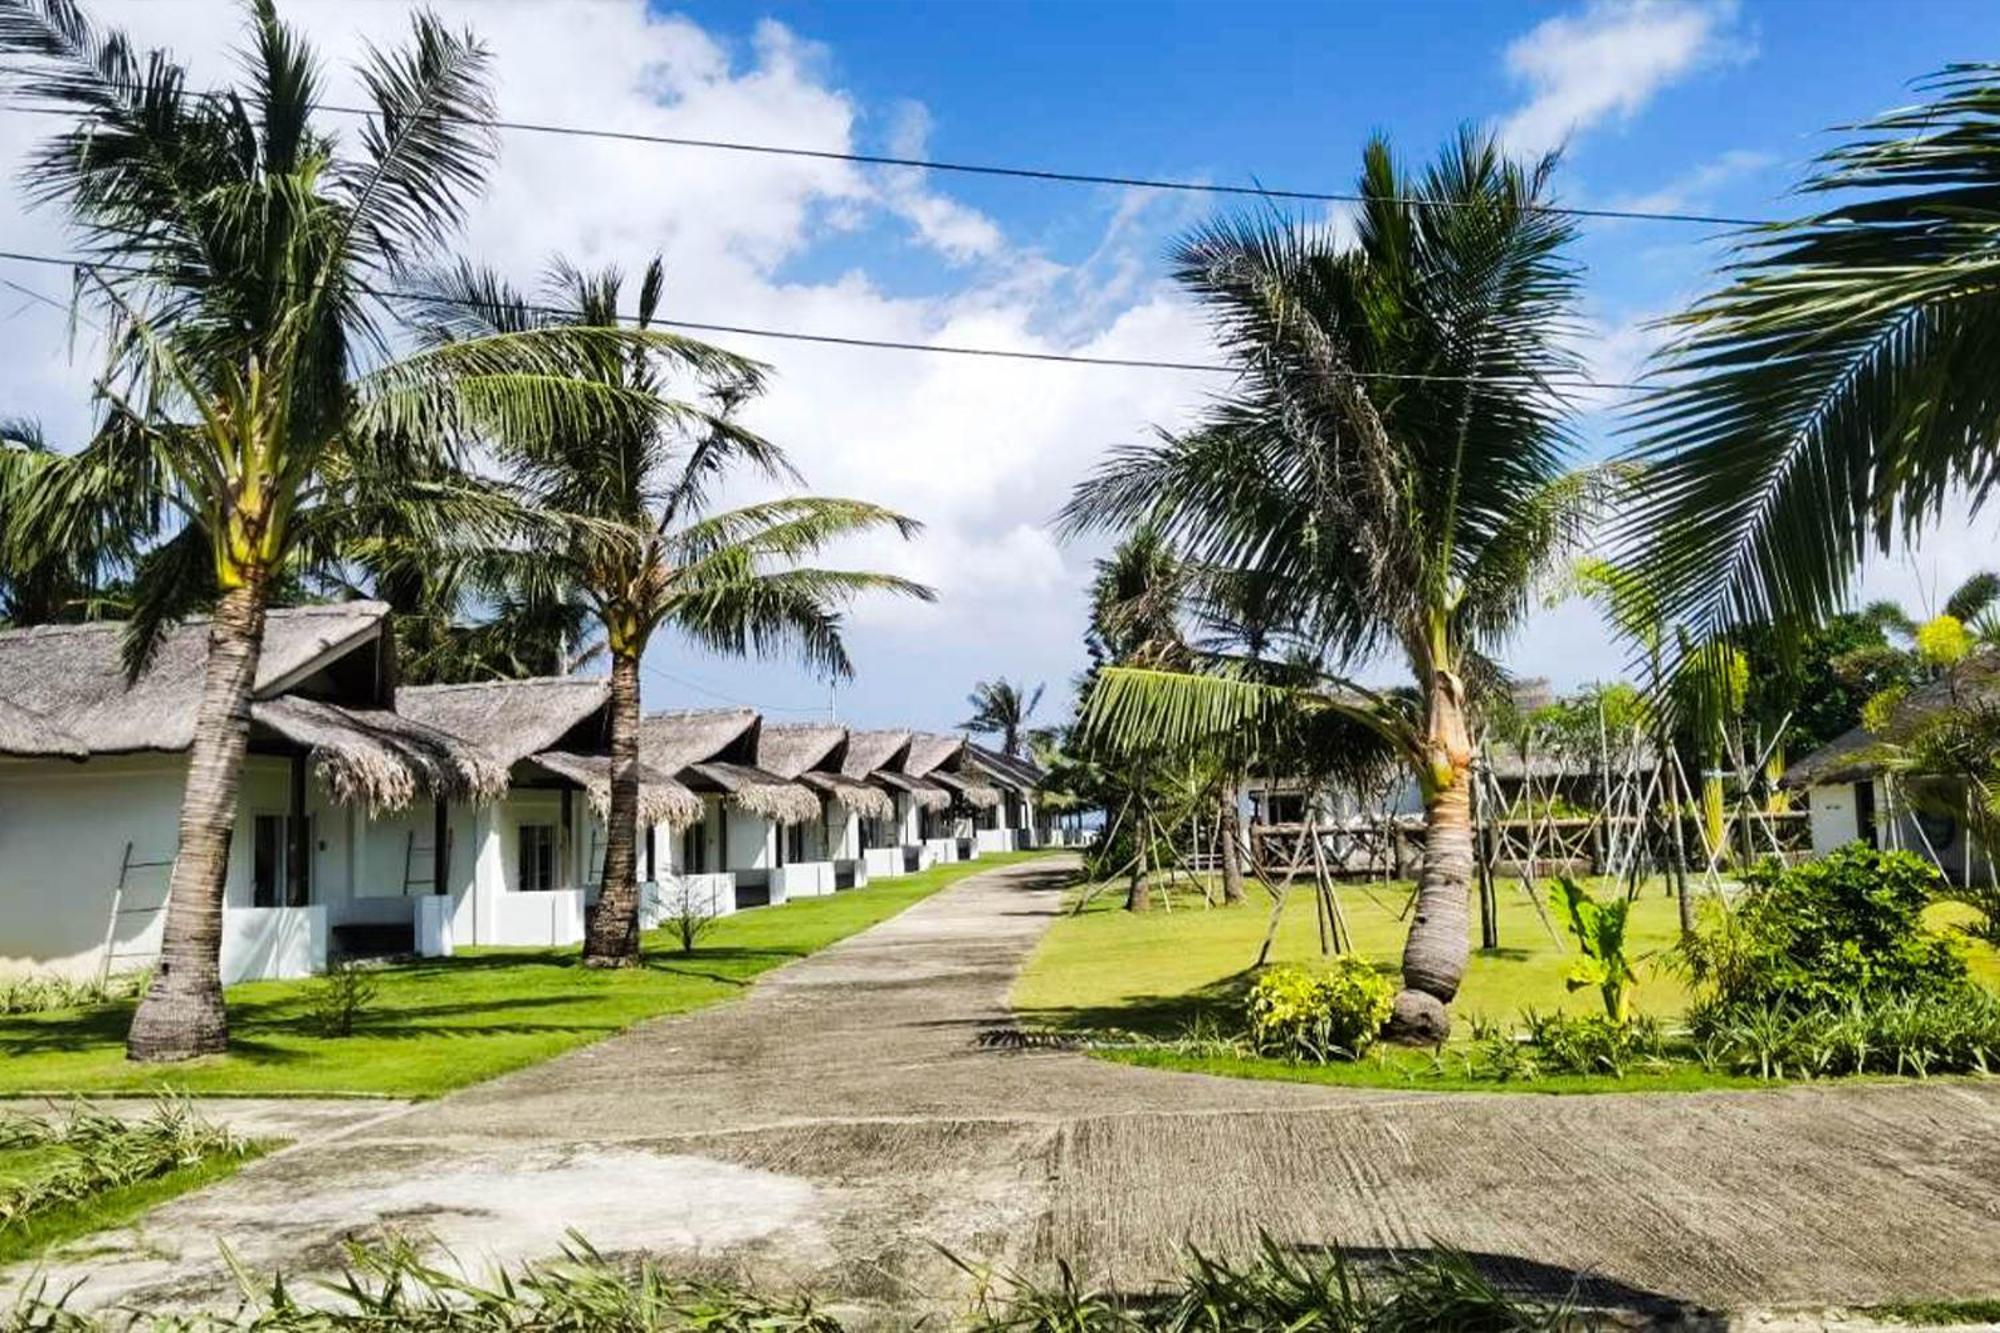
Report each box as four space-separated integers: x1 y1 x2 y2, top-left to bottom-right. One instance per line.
641 709 823 909
901 733 1003 865
1785 656 1999 887
0 603 500 983
756 724 897 893
966 742 1048 851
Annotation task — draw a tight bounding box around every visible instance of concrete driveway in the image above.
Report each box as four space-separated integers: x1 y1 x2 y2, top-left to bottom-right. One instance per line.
23 855 2000 1324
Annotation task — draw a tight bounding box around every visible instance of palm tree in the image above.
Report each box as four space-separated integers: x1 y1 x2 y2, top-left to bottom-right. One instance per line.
960 679 1045 758
0 0 715 1060
1620 66 2000 650
412 257 933 967
1061 130 1603 1039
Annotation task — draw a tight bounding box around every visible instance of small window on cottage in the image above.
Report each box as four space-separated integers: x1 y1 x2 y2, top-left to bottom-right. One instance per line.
785 822 808 864
680 823 706 874
518 824 557 892
252 814 310 908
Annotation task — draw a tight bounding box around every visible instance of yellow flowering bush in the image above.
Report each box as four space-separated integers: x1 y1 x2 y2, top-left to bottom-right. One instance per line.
1245 958 1395 1062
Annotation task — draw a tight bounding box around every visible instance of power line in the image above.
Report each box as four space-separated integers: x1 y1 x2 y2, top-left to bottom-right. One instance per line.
8 96 1775 230
0 246 1659 394
639 659 830 716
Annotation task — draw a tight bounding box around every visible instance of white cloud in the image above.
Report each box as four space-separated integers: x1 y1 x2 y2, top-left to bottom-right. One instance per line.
1610 147 1776 216
1499 0 1751 156
0 0 1208 729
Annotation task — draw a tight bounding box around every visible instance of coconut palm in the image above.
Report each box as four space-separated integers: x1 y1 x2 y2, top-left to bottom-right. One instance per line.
0 0 745 1059
960 679 1045 758
1620 66 2000 649
1061 130 1605 1039
411 257 934 966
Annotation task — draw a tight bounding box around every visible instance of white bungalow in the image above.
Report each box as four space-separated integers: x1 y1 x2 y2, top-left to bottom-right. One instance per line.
847 729 954 871
756 724 897 893
395 677 702 952
641 709 823 909
902 732 1003 864
1785 658 1998 887
0 603 498 983
966 743 1048 851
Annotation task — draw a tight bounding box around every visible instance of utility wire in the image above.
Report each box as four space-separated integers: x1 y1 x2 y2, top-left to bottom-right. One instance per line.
639 659 830 716
7 96 1775 230
0 246 1659 394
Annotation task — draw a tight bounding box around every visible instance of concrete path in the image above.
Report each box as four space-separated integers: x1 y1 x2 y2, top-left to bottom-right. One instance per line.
21 856 2000 1325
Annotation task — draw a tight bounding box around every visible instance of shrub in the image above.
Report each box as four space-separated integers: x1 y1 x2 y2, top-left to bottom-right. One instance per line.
0 1096 248 1232
305 958 380 1038
1245 959 1394 1063
1520 1010 1667 1078
1690 988 2000 1080
0 970 146 1015
1678 845 1966 1013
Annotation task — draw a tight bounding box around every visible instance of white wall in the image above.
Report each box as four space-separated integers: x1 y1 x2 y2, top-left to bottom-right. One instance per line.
725 805 774 871
0 752 348 980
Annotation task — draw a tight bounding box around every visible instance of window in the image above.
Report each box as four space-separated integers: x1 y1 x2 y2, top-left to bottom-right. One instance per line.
785 822 808 864
252 814 310 908
680 823 706 874
518 823 557 892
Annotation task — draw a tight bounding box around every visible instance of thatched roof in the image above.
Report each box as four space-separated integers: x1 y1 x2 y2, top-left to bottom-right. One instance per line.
967 742 1043 790
841 729 912 779
756 723 846 779
1480 746 1660 782
930 767 1002 809
641 708 759 772
902 732 967 778
252 696 509 812
1785 654 2000 789
397 677 608 769
684 760 822 825
799 770 895 822
0 698 83 759
872 767 950 811
0 602 389 758
528 750 705 830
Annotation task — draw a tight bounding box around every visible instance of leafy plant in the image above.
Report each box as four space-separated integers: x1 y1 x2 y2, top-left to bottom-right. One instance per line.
1546 878 1640 1023
1519 1011 1668 1079
0 970 145 1015
1677 846 1966 1014
304 959 380 1039
1244 960 1396 1063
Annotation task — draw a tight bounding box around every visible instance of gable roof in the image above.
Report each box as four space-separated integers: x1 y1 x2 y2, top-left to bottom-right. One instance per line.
0 602 389 758
902 732 967 778
641 708 759 773
397 676 609 769
966 742 1044 790
755 723 846 779
841 729 912 779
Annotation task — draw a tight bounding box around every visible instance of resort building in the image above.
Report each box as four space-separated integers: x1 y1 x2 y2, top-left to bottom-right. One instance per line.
0 603 498 982
640 709 821 908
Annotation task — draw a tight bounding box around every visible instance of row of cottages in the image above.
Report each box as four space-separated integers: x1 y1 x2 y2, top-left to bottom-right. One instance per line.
0 604 1052 983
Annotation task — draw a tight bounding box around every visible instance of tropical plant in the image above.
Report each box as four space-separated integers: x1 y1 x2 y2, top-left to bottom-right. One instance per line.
1244 959 1395 1062
1619 65 2000 653
0 0 708 1058
303 958 379 1039
1061 130 1603 1039
0 417 154 625
410 257 932 966
961 678 1046 757
1546 878 1639 1024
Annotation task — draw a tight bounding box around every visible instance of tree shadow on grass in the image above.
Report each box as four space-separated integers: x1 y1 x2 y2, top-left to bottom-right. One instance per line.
1282 1243 1713 1324
1013 971 1261 1039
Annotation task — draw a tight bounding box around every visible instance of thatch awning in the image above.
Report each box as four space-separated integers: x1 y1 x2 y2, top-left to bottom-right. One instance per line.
799 770 894 822
0 698 84 760
252 696 509 812
929 768 1002 809
872 768 950 811
528 750 704 830
0 601 390 757
398 677 610 768
685 761 822 825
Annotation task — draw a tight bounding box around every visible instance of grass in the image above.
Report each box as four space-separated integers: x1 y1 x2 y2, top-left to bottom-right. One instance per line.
1014 872 2000 1094
0 1141 267 1267
0 852 1050 1100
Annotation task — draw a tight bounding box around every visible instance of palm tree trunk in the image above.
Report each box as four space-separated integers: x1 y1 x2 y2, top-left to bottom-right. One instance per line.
584 647 643 966
1218 792 1245 904
1385 678 1474 1044
1125 819 1152 911
125 578 269 1062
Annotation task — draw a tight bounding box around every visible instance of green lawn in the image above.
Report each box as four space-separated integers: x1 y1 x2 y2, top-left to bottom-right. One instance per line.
0 853 1049 1100
0 1142 268 1267
1014 873 2000 1093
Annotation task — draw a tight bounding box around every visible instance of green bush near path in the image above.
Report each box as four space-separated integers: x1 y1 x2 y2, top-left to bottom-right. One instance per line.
0 853 1051 1100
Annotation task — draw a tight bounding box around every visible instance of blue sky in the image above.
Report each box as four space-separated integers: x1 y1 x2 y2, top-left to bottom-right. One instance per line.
3 1 1996 734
